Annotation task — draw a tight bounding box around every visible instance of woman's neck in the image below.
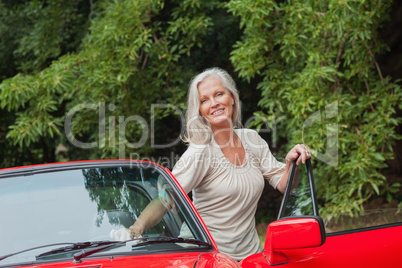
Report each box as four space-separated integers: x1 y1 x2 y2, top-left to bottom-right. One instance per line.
213 128 237 147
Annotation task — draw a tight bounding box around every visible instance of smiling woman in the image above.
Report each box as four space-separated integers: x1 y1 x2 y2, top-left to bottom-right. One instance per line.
129 67 311 260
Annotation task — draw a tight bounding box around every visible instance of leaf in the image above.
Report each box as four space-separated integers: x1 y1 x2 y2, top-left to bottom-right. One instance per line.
371 182 380 196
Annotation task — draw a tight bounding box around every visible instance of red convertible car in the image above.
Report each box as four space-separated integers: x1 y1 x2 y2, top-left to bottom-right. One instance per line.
0 159 401 268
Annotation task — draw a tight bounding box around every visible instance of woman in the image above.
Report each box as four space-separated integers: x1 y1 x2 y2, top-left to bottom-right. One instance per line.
129 67 310 260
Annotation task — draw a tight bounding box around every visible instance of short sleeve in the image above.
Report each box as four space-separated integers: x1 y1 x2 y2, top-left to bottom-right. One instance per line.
242 129 286 189
171 145 211 194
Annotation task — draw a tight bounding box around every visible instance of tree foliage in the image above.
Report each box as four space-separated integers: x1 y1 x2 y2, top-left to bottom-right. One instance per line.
0 0 92 166
0 0 225 163
228 0 402 217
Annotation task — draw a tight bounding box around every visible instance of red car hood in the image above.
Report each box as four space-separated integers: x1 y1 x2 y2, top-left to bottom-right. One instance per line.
16 252 240 268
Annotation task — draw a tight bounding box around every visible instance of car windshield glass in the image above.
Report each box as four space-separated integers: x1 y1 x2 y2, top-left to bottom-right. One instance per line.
0 163 208 266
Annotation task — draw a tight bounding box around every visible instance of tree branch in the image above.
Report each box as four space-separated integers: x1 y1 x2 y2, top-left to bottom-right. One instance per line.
367 45 384 82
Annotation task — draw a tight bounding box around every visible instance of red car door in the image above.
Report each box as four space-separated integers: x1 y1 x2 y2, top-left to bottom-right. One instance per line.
241 159 402 268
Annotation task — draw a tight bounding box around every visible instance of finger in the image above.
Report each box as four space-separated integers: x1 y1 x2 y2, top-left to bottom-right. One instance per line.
302 144 311 160
296 152 304 165
286 151 298 163
300 144 311 163
300 145 307 164
293 145 302 165
294 144 304 154
128 227 136 239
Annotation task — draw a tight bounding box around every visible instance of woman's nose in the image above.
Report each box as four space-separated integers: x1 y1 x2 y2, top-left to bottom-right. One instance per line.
210 98 219 108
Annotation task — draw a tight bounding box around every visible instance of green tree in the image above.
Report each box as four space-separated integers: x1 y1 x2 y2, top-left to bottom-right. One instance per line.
0 0 92 166
228 0 402 217
0 0 230 165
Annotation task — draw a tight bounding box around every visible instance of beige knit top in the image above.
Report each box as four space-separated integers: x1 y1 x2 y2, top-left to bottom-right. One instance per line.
172 128 285 260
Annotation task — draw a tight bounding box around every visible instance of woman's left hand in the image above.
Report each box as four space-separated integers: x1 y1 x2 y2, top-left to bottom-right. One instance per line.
285 144 311 165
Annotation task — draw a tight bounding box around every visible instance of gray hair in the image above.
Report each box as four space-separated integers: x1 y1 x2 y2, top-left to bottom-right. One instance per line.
182 67 242 144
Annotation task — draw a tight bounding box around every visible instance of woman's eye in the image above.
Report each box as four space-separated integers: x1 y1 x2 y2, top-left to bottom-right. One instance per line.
216 92 223 96
201 99 206 104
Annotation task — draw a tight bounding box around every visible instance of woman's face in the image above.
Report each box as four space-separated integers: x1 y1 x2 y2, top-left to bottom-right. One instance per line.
198 76 234 132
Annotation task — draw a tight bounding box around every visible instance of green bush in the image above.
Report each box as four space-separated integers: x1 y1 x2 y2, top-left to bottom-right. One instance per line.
228 0 402 218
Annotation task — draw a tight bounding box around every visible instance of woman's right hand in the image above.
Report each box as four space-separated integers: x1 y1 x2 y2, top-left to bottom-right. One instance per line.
128 221 144 239
127 197 168 239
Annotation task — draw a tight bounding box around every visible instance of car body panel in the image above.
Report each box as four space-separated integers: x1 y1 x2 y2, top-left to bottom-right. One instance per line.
14 252 241 268
242 224 402 267
16 253 199 268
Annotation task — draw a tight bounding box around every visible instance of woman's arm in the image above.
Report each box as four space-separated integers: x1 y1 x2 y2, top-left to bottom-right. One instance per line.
276 161 301 193
276 144 310 194
128 197 167 238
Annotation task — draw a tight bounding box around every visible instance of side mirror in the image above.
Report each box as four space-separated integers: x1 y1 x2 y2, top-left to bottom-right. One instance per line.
264 216 325 266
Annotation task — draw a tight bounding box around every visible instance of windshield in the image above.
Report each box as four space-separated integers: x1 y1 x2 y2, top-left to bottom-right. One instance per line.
0 162 209 266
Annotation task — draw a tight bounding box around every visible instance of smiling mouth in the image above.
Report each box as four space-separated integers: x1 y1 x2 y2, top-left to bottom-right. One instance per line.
211 109 224 115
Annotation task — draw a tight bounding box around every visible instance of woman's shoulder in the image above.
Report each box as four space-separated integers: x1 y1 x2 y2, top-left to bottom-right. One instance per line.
172 143 212 174
235 128 259 135
236 128 264 144
181 142 213 158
